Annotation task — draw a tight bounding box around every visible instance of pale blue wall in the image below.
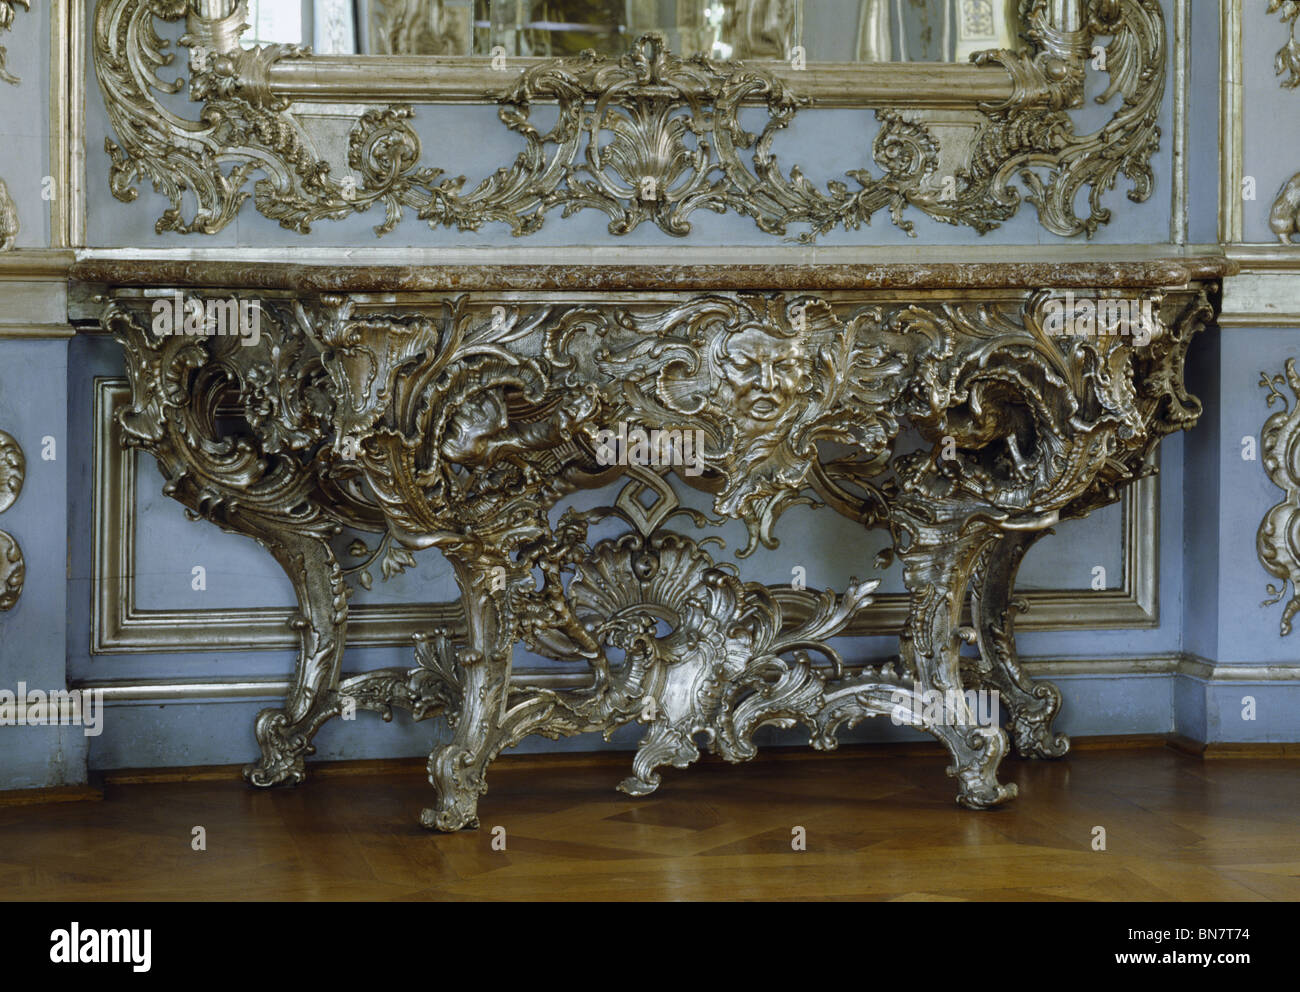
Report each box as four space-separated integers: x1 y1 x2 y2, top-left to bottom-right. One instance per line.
0 3 84 787
0 340 84 787
0 1 50 249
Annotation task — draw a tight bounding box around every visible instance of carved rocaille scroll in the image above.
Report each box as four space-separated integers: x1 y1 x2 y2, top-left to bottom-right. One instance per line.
0 429 25 612
1271 0 1300 242
1259 360 1300 635
0 0 28 86
0 0 29 252
97 269 1220 829
93 0 1166 240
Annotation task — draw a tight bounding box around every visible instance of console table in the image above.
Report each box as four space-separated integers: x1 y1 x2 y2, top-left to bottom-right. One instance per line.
74 257 1228 831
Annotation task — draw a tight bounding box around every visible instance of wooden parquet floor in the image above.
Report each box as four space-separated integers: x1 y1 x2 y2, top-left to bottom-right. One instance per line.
1 744 1296 901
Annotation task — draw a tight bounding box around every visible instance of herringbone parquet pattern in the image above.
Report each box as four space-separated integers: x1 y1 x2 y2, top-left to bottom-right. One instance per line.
1 745 1296 901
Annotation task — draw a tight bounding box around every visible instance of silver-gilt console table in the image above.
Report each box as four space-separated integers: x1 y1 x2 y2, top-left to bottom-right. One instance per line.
74 257 1227 830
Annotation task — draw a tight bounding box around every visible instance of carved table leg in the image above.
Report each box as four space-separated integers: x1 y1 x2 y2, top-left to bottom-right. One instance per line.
969 531 1070 759
897 520 1017 810
243 530 350 787
422 555 516 832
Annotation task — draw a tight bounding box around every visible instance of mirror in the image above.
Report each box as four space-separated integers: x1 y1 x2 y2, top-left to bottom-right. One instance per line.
246 1 1026 63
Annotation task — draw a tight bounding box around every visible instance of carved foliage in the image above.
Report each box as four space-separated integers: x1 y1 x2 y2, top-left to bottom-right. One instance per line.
105 285 1207 817
0 429 23 612
1272 0 1300 88
0 0 27 251
1271 1 1300 243
93 0 1167 240
1259 359 1300 635
0 0 28 85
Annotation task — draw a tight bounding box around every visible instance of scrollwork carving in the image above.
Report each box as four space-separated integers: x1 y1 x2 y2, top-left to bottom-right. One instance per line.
0 429 24 612
0 0 28 85
0 430 22 515
0 179 17 252
0 0 27 251
93 0 1167 240
100 273 1214 828
1259 359 1300 635
1270 0 1300 243
1272 0 1300 88
0 530 22 612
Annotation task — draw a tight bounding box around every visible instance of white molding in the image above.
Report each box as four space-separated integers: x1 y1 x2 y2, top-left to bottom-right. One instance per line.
77 655 1300 705
1220 270 1300 326
71 244 1233 268
1171 0 1190 246
0 250 77 336
1219 0 1243 245
1176 655 1300 683
90 378 1161 655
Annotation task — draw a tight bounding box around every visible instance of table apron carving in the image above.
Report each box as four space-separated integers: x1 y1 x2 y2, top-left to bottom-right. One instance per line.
100 280 1215 830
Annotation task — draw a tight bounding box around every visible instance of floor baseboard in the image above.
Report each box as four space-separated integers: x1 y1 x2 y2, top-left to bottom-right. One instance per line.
0 783 104 808
7 733 1295 801
1166 735 1300 758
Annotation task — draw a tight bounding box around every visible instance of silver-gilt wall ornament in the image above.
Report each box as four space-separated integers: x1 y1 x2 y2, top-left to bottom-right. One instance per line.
0 0 28 251
93 0 1166 241
1270 0 1300 243
0 429 25 612
1259 359 1300 634
97 263 1220 829
0 0 32 611
0 0 29 85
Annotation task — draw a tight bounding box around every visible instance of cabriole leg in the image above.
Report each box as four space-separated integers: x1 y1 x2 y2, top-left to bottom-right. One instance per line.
969 531 1070 759
421 556 516 832
243 531 350 787
897 523 1017 810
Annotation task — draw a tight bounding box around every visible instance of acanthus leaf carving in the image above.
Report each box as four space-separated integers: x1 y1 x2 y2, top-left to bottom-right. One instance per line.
93 0 1166 241
100 276 1216 827
1271 0 1300 243
1259 358 1300 635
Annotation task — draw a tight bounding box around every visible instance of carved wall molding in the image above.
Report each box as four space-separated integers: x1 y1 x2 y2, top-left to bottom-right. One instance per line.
1259 358 1300 634
89 376 1159 656
0 428 25 612
89 261 1222 828
92 0 1166 241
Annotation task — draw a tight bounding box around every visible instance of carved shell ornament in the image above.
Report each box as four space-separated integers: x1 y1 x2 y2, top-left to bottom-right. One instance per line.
94 0 1166 240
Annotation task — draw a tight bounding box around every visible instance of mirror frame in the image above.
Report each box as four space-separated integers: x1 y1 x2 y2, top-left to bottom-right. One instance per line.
93 0 1167 241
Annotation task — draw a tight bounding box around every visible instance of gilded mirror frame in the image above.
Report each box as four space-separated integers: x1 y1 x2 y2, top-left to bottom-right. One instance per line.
95 0 1167 240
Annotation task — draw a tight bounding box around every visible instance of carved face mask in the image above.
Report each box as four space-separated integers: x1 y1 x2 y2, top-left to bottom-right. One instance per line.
715 327 805 436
